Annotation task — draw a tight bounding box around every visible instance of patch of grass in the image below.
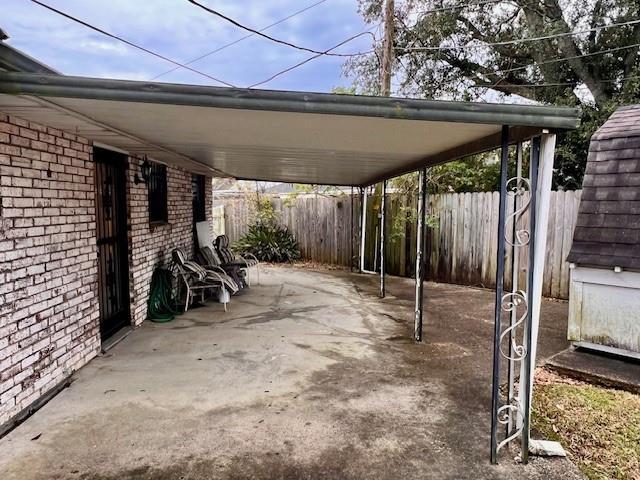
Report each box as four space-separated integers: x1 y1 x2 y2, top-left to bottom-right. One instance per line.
532 368 640 480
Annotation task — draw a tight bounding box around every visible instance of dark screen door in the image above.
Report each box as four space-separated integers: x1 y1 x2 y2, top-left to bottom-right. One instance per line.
95 148 130 340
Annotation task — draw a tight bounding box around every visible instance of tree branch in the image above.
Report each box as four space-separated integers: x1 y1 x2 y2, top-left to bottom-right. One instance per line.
517 0 609 104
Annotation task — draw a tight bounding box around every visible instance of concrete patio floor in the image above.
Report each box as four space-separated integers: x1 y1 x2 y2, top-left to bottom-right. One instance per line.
0 267 583 480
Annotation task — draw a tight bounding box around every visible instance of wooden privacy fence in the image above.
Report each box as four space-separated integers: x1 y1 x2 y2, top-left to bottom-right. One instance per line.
219 190 581 299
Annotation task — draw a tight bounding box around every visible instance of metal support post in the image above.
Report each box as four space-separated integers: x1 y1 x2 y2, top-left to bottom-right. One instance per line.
490 130 555 464
414 168 427 342
490 125 510 464
506 142 523 436
520 135 539 463
517 133 555 462
359 187 365 273
350 186 354 272
380 180 386 298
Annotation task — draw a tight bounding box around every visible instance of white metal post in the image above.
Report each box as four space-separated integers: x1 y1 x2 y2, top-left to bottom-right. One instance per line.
517 133 556 439
414 168 427 342
360 187 368 272
380 180 386 298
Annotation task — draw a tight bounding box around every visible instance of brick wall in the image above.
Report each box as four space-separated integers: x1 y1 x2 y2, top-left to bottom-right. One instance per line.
126 157 209 326
0 114 100 427
0 112 214 429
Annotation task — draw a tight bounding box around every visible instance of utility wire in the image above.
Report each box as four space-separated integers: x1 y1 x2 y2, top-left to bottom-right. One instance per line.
187 0 373 57
495 41 640 75
248 31 377 88
470 73 640 89
397 17 640 52
30 0 235 87
150 0 329 81
244 0 503 88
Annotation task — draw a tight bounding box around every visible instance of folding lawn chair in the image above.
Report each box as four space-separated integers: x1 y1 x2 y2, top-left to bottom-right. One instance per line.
195 222 260 285
198 245 248 289
214 234 260 285
171 248 238 312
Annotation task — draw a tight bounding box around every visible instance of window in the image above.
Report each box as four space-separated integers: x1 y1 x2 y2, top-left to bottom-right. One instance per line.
192 174 206 223
148 162 168 224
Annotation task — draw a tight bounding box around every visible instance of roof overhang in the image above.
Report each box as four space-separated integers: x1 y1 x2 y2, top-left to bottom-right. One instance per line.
0 43 58 75
0 71 580 186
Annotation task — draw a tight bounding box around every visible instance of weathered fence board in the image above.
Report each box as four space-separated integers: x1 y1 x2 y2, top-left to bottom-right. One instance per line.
218 190 581 299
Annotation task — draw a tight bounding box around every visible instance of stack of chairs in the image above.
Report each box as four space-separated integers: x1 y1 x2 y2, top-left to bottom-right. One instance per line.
195 222 260 287
171 247 239 312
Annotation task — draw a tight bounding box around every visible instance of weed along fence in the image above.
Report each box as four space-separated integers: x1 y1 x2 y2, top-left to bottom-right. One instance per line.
218 190 581 300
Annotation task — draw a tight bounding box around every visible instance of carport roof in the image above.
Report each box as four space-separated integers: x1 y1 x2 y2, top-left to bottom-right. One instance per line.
0 71 580 186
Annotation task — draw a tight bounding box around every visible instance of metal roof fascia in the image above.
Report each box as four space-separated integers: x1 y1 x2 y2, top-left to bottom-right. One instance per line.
0 72 581 130
0 44 59 74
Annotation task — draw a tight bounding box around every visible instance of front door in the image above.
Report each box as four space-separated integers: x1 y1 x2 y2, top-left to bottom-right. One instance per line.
95 147 130 340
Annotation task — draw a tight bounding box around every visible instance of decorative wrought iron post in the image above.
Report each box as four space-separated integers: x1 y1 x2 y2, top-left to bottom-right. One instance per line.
414 167 427 342
490 131 541 464
490 125 510 464
380 180 386 298
506 142 523 436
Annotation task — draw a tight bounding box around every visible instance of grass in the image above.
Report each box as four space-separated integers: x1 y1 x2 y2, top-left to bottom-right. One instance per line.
532 368 640 480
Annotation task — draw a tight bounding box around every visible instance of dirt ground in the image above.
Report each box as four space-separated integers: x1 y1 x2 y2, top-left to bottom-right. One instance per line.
0 267 583 479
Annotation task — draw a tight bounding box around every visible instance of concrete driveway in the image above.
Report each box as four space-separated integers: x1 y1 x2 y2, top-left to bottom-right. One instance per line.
0 267 582 479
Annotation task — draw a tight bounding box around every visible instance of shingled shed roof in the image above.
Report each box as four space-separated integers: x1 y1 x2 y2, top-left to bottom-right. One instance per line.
568 105 640 270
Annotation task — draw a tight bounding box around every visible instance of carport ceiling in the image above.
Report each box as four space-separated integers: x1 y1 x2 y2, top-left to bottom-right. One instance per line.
0 72 580 186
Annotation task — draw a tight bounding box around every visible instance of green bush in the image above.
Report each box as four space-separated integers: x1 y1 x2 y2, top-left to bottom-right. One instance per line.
234 222 301 263
233 197 301 263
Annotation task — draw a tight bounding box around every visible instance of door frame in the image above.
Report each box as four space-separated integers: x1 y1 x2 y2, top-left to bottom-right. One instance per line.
94 147 131 340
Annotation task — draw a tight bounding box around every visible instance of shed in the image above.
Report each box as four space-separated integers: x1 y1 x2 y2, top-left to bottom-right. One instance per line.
567 105 640 359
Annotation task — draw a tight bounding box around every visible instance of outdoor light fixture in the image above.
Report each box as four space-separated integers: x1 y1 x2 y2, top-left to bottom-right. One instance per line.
134 157 151 185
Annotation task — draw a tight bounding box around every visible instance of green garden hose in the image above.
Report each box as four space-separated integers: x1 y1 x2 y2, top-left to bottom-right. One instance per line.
147 268 182 322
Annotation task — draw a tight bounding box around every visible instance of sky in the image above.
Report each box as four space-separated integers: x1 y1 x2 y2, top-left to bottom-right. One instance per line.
2 0 376 92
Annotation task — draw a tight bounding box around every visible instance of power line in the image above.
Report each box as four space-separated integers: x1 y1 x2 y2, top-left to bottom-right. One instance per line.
187 0 373 58
244 0 502 88
248 31 377 89
150 0 329 81
30 0 235 87
496 42 640 75
470 73 640 89
397 17 640 52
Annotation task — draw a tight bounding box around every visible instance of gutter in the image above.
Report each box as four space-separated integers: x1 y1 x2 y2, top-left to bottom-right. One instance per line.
0 72 581 130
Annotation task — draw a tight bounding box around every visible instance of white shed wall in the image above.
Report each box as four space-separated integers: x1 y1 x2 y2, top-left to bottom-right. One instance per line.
568 266 640 358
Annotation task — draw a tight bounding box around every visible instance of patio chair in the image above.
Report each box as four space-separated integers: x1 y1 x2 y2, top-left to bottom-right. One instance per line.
198 245 248 289
171 248 238 312
195 222 260 286
214 234 260 285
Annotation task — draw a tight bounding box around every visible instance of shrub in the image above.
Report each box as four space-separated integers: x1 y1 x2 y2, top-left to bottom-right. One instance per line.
233 197 301 263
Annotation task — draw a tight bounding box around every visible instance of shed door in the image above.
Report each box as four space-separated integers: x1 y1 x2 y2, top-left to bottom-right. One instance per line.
95 147 130 340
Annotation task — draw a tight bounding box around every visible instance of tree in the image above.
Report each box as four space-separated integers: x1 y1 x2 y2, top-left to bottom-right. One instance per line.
345 0 640 189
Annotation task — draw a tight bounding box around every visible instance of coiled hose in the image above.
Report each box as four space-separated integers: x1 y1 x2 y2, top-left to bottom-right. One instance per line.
147 267 182 322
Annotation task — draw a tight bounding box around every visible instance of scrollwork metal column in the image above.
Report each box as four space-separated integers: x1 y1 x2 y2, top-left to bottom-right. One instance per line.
491 131 540 464
490 125 510 464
